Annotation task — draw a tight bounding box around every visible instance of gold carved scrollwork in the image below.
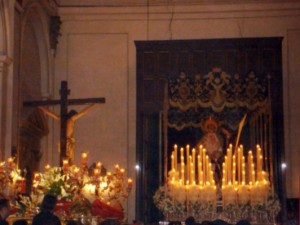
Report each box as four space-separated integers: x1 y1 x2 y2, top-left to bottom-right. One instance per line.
169 68 267 113
167 68 269 131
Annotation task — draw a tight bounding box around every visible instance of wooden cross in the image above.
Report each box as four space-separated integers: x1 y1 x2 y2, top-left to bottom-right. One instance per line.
23 81 105 166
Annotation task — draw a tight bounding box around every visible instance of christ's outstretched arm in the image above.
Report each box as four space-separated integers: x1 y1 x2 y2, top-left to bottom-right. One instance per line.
72 103 97 121
38 106 60 121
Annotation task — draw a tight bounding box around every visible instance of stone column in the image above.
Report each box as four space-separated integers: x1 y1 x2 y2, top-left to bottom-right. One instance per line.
0 55 12 160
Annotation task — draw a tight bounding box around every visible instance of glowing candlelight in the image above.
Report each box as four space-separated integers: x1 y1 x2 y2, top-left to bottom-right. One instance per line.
96 162 102 169
203 155 206 183
186 145 190 182
197 155 201 184
242 156 245 184
94 168 100 177
63 159 69 170
206 155 209 183
128 178 133 188
228 145 232 183
180 147 184 181
45 164 51 171
233 155 236 184
174 145 178 172
74 167 80 176
256 145 262 179
115 164 120 172
34 173 41 181
7 157 14 168
171 153 175 171
222 162 226 185
81 152 88 165
189 155 193 183
238 147 241 183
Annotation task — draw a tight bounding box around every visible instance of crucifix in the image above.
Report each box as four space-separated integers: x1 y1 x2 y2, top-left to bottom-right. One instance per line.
23 81 105 166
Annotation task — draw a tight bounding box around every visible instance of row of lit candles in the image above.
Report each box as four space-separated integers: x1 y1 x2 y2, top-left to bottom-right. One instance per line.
0 157 26 193
0 157 15 170
170 144 215 186
41 151 133 189
222 144 266 187
170 143 268 187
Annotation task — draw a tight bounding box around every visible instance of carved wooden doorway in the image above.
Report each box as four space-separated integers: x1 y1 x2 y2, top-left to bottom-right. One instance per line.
136 38 285 223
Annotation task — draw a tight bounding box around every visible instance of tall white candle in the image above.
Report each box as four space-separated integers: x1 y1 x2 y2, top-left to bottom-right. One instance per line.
174 145 178 172
186 145 190 183
228 145 232 183
180 148 184 181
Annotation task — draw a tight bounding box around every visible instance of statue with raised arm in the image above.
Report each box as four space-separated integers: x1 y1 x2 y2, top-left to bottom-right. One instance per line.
39 104 97 163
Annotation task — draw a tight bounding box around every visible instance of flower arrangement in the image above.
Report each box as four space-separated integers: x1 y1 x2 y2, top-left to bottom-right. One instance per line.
97 165 132 204
0 158 25 197
33 166 76 201
153 185 185 215
30 155 132 219
251 193 280 213
265 194 281 215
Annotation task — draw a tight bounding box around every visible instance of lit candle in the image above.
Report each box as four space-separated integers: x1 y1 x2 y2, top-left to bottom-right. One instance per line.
63 159 69 170
240 146 244 183
203 154 206 184
180 147 184 181
181 162 185 183
252 169 255 185
94 168 100 178
171 153 175 171
45 164 51 172
206 155 209 184
34 173 41 182
259 155 263 181
197 155 201 184
242 171 246 185
81 152 88 165
224 156 227 184
200 171 204 186
210 170 213 184
248 151 252 184
74 167 80 176
96 162 102 169
232 155 236 184
192 149 196 183
186 145 190 182
7 157 14 168
228 145 232 183
222 162 226 185
174 145 178 172
128 178 133 188
242 156 246 184
256 145 262 179
189 155 193 183
237 147 241 184
115 164 120 172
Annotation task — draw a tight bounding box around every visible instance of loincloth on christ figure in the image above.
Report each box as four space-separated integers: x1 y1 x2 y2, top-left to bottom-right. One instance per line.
66 137 75 163
57 137 75 163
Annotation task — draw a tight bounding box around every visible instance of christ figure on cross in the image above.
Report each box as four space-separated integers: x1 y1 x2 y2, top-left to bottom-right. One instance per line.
39 103 98 164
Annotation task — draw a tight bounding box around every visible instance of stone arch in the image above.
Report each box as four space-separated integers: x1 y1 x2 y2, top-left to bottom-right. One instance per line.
18 0 53 173
21 0 52 99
